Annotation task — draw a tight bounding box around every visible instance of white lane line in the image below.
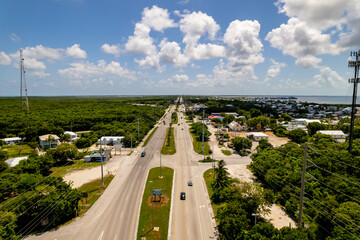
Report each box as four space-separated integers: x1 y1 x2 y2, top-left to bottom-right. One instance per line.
120 211 124 218
114 234 117 240
98 230 104 240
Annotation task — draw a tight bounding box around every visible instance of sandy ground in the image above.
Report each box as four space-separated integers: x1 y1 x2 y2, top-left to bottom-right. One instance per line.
63 148 134 188
227 164 296 229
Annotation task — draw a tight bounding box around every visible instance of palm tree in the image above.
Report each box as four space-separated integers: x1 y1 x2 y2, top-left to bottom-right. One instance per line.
212 160 231 192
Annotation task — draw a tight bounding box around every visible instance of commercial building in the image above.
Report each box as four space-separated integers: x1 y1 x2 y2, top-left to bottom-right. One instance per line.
3 137 22 145
317 130 346 143
246 132 269 141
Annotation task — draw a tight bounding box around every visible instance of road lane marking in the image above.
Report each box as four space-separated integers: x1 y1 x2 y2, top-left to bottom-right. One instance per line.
114 234 117 240
98 231 104 240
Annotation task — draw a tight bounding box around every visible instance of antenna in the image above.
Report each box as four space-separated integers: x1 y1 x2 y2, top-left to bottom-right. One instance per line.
20 49 29 112
348 49 360 152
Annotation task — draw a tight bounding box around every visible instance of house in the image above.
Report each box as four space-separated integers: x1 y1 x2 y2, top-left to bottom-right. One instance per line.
3 137 22 145
39 134 60 148
84 149 111 162
98 136 124 145
246 132 269 141
63 131 80 143
228 121 242 131
317 130 346 143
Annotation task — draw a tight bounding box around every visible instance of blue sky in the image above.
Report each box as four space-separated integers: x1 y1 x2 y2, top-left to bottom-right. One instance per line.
0 0 359 96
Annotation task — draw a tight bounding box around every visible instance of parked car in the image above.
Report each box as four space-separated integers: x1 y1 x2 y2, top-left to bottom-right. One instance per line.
187 180 193 186
141 151 146 157
180 192 186 200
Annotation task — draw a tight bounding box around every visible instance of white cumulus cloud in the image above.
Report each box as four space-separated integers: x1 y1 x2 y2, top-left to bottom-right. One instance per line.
311 66 345 88
142 5 176 32
266 59 287 81
66 44 87 58
101 44 121 57
0 52 11 65
295 55 322 68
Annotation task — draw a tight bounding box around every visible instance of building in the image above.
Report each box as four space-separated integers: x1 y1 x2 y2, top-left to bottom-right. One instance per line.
228 121 242 131
63 131 80 143
39 134 60 148
98 136 124 145
317 130 346 143
84 149 111 162
246 132 269 141
3 137 22 145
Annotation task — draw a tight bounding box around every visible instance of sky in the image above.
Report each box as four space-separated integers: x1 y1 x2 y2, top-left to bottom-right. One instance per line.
0 0 359 96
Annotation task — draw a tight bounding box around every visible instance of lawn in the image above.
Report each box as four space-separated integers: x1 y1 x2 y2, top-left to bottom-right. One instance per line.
137 167 174 240
221 150 232 156
144 127 158 147
161 127 176 155
77 174 114 216
203 169 225 218
190 132 211 155
50 160 103 178
1 144 35 158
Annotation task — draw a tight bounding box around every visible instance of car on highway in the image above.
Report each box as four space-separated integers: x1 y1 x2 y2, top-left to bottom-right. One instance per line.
187 180 193 186
141 151 146 157
180 192 186 200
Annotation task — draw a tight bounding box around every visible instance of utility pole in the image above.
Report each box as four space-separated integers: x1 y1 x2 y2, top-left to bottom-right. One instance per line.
202 109 205 153
149 181 154 230
131 134 133 151
298 142 308 227
137 118 140 141
100 137 104 188
160 151 162 178
348 49 360 152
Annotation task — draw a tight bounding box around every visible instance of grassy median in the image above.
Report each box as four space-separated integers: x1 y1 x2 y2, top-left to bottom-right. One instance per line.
137 167 174 240
144 127 158 147
190 132 211 155
161 127 176 155
221 150 232 156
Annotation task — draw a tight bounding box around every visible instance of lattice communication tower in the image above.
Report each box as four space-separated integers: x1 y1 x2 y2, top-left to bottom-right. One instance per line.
20 49 29 112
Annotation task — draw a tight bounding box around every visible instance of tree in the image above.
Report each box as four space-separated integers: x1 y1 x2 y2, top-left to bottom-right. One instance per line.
288 129 308 144
190 122 211 141
60 133 71 142
211 160 231 203
46 143 79 162
247 116 270 130
273 125 287 137
251 108 262 118
223 115 235 124
281 113 292 122
256 139 273 151
232 137 252 154
307 122 327 136
74 138 91 149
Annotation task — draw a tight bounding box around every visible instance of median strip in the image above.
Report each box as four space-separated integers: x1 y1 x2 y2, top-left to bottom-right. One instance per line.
137 167 174 240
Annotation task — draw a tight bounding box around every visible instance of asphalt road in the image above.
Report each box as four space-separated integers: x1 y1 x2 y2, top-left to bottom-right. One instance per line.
167 106 218 240
25 106 174 240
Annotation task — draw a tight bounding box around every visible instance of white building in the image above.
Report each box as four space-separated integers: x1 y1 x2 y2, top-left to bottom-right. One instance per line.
64 131 80 143
39 134 60 148
317 130 346 143
98 136 124 145
3 137 22 145
228 121 242 131
247 132 269 141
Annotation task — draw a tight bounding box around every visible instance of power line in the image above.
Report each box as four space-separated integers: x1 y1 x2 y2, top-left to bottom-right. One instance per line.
304 200 360 239
308 146 360 171
306 172 360 205
306 159 360 188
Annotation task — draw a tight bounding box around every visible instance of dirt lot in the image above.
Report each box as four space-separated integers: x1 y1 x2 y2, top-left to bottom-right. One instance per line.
227 164 296 229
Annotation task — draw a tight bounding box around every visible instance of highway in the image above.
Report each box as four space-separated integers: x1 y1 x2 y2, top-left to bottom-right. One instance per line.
26 106 174 240
26 98 220 240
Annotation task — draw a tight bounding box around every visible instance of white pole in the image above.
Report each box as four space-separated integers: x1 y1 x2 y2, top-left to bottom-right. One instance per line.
100 137 104 188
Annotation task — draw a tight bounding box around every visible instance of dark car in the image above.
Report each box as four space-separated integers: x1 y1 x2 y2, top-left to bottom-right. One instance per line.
187 180 193 186
141 151 146 157
180 192 186 200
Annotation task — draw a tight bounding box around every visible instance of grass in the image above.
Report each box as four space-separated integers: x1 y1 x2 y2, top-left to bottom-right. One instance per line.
1 144 35 158
77 174 114 216
144 127 158 147
203 169 225 217
161 127 176 155
221 150 232 156
50 160 103 178
199 156 218 163
137 167 174 240
128 151 134 156
190 132 211 155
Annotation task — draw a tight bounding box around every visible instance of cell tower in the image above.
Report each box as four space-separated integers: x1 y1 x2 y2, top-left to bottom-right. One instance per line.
20 49 29 112
348 49 360 152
